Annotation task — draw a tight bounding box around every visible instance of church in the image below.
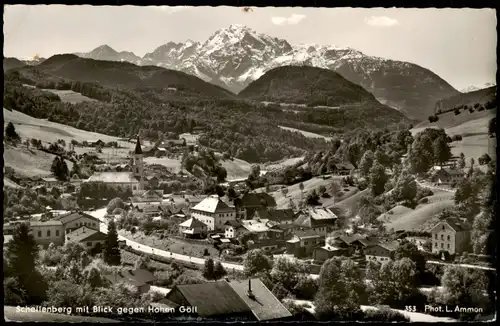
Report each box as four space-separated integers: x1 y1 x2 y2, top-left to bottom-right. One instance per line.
84 136 146 195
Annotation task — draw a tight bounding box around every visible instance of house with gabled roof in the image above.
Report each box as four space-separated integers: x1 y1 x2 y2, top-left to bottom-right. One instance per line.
239 193 277 219
130 189 164 210
190 195 236 231
431 167 465 185
293 207 338 235
286 229 325 258
333 162 355 175
165 278 291 321
178 217 208 238
364 241 400 263
224 220 244 239
65 226 107 250
430 219 470 255
102 268 157 294
250 209 295 225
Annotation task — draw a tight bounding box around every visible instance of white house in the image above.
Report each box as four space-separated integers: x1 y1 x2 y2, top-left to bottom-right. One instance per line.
190 195 236 231
364 241 399 263
430 219 470 255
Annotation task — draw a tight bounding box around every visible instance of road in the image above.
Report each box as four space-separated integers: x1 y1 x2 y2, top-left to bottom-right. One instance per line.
86 209 244 272
427 260 496 271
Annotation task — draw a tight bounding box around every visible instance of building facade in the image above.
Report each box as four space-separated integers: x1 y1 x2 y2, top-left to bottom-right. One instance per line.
190 195 236 231
431 219 470 255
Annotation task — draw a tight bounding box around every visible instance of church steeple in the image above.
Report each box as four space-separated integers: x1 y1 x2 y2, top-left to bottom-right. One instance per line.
134 135 143 155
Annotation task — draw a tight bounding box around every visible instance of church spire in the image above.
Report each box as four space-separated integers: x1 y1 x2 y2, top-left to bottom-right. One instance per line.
134 134 142 155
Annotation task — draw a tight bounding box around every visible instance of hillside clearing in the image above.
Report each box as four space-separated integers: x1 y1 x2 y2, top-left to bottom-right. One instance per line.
43 89 97 104
4 144 74 178
263 156 304 171
219 157 253 181
412 108 495 133
4 108 128 146
143 157 183 173
384 199 455 232
278 125 332 141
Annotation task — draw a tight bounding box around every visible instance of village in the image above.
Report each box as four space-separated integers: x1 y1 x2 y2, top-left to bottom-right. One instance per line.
3 129 496 322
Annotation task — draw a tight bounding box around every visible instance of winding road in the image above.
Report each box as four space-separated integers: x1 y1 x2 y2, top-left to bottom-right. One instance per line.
87 208 244 272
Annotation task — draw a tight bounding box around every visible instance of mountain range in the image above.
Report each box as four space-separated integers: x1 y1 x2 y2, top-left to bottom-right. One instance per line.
70 24 460 120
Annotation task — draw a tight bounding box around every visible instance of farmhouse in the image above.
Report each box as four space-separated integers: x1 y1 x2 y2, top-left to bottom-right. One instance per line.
238 219 286 251
65 226 107 250
239 193 277 219
224 220 244 239
86 139 105 147
102 268 157 294
286 229 325 258
364 241 399 263
84 136 146 195
431 168 465 185
178 217 208 239
430 219 470 255
313 243 348 262
333 162 355 175
293 207 338 235
190 195 236 231
250 209 295 225
130 189 164 210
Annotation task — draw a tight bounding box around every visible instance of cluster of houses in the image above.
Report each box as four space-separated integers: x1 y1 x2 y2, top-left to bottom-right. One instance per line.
4 210 107 250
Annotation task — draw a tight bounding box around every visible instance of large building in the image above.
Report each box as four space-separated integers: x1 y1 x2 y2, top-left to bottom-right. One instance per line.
292 207 338 235
190 195 236 231
84 136 146 195
430 219 470 255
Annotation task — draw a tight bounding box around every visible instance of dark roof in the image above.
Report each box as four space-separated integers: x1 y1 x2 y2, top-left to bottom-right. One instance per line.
436 219 470 232
134 135 142 155
53 211 100 226
293 229 323 239
441 168 465 176
228 279 292 321
254 209 295 222
167 282 252 317
241 193 277 208
66 227 107 243
338 234 366 245
225 220 243 228
293 208 337 228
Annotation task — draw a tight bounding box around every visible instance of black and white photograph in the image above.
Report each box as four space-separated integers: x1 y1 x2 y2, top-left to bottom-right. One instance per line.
2 4 497 323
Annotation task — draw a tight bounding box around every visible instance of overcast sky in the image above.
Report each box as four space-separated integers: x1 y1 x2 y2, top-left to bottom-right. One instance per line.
3 5 497 90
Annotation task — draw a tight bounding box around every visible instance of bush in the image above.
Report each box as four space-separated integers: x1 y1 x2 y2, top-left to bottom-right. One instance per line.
419 197 429 204
362 308 410 322
454 108 461 115
271 283 290 300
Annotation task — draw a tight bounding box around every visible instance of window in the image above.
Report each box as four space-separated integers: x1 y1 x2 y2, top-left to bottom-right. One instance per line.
47 230 51 237
435 234 438 239
447 244 450 249
92 223 96 227
38 231 42 238
441 235 444 240
435 242 438 247
87 242 92 247
441 243 444 248
56 230 59 236
442 226 445 230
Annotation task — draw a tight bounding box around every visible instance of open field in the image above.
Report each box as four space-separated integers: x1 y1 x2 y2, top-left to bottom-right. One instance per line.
4 177 23 189
384 199 455 232
219 157 253 181
22 84 97 104
4 143 74 178
278 125 332 141
4 108 128 146
262 156 305 171
412 108 494 133
143 157 183 173
333 188 370 216
450 134 493 164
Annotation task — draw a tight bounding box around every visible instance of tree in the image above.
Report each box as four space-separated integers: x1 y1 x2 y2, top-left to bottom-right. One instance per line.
315 257 365 320
299 182 305 197
50 156 69 181
203 258 215 280
270 256 306 291
488 117 496 137
478 153 492 166
359 150 374 177
392 170 417 202
5 121 20 142
457 153 466 169
107 197 125 214
394 240 426 278
432 136 452 167
369 162 387 196
306 189 320 206
103 220 121 265
5 223 46 304
213 261 227 280
440 265 488 310
243 249 272 276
